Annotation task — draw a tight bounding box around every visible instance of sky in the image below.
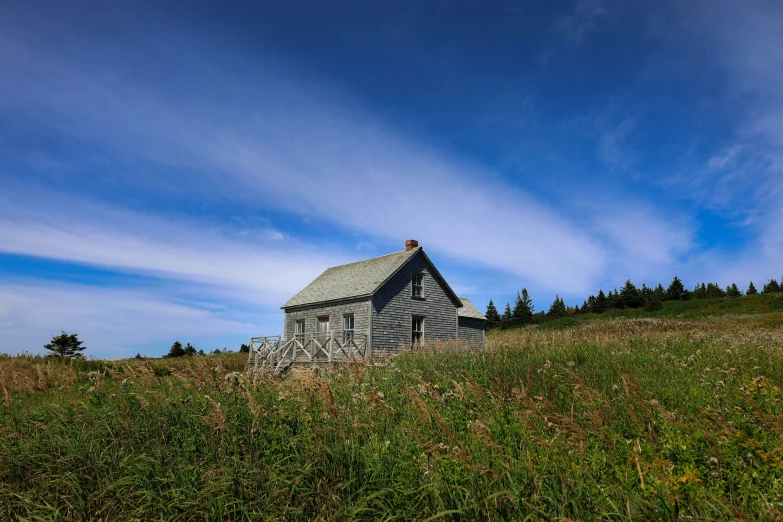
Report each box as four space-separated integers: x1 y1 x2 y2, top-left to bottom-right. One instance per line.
1 0 782 358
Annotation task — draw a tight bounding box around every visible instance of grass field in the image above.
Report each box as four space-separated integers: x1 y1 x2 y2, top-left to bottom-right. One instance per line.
2 297 783 520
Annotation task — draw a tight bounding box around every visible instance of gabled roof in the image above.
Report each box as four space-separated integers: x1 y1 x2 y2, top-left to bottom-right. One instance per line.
458 298 487 321
281 247 461 310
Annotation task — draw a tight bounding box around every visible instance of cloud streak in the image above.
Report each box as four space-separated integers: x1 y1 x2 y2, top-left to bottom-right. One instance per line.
0 280 257 357
0 19 632 294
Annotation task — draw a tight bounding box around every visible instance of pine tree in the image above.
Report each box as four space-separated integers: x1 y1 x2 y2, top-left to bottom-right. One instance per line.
643 292 663 312
485 300 501 329
747 281 758 295
184 343 197 356
547 295 567 318
619 279 643 309
44 331 87 358
585 295 596 314
512 289 534 326
198 349 206 356
666 277 685 301
166 341 185 358
654 283 665 300
501 303 512 328
763 279 781 293
726 283 742 298
239 343 250 354
705 282 725 299
595 290 607 313
607 289 621 309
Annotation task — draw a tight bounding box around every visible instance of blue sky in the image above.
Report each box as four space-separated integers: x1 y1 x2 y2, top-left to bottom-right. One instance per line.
1 0 782 358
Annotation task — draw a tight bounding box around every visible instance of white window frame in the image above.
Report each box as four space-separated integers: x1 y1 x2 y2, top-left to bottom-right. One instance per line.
412 316 424 345
412 272 424 298
294 320 305 344
343 314 355 343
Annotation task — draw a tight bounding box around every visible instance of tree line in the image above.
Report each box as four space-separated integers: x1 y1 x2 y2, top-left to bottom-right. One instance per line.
163 341 250 358
484 275 783 330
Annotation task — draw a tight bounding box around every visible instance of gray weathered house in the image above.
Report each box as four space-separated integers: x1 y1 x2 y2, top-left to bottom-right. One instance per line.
280 240 486 355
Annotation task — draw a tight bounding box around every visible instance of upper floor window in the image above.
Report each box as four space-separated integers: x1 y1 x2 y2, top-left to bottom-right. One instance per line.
343 314 355 343
412 273 424 298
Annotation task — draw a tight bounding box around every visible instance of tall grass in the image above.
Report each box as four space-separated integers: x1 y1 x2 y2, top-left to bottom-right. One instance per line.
1 314 782 520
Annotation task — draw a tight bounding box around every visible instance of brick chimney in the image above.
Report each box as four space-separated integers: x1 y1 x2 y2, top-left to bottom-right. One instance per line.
405 239 419 251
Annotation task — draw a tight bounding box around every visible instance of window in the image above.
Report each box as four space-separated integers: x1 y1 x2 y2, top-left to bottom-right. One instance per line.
411 317 423 345
343 314 355 343
412 273 424 298
317 316 330 332
295 320 305 344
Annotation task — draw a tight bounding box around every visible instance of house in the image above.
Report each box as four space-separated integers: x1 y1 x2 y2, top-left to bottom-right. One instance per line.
280 240 486 355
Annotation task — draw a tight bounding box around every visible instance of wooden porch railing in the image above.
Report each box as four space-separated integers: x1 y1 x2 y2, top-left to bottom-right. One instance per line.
247 332 369 374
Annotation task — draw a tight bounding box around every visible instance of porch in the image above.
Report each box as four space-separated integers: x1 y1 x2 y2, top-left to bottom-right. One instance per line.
247 332 369 374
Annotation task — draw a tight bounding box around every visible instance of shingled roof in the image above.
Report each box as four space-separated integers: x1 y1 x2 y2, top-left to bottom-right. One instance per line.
281 246 462 310
458 298 487 321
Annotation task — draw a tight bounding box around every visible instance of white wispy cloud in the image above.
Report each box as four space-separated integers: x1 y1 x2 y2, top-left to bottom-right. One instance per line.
0 188 346 305
0 19 624 294
651 0 783 287
0 280 257 357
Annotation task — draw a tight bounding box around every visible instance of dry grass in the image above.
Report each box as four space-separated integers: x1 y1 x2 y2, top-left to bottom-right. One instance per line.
1 313 783 520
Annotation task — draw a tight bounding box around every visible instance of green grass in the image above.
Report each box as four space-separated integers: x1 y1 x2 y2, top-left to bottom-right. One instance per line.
2 310 783 520
532 293 783 331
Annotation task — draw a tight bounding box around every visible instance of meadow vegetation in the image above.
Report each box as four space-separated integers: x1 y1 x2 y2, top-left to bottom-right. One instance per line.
2 299 783 520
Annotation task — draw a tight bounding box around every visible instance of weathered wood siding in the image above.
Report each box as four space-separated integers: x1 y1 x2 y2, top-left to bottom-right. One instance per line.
371 252 460 352
458 317 485 348
283 298 370 340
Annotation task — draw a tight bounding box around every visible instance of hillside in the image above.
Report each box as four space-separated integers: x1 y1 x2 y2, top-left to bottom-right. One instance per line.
1 306 783 520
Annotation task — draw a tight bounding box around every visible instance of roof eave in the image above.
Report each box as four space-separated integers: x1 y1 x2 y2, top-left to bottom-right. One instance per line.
281 293 374 311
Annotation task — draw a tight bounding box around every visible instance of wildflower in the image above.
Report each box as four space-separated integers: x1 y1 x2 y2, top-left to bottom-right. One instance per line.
708 457 719 465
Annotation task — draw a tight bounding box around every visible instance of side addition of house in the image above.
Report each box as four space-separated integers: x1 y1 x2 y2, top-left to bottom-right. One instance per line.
281 240 486 355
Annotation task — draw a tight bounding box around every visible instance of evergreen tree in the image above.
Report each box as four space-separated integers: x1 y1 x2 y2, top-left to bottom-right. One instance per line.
666 277 686 301
501 303 512 328
705 282 725 299
619 279 643 309
197 349 206 356
585 295 597 313
239 343 250 354
726 283 742 298
693 282 707 299
134 353 143 360
512 289 534 325
763 279 781 293
44 331 87 358
547 295 567 318
485 300 501 329
212 348 222 355
747 281 758 295
184 343 197 356
166 341 185 358
654 283 665 301
643 293 663 312
595 290 608 313
607 289 621 309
